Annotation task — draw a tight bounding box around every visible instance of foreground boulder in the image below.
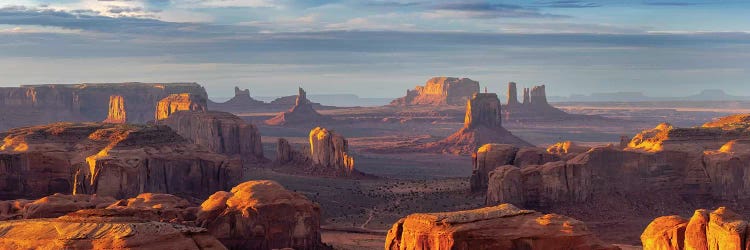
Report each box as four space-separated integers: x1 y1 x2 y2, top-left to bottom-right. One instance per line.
390 77 479 106
641 207 749 250
425 93 532 155
160 111 265 162
197 180 328 250
0 122 239 199
385 203 616 250
0 209 225 250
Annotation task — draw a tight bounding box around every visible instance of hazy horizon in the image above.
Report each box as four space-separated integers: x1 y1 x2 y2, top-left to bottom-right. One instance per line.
1 0 748 98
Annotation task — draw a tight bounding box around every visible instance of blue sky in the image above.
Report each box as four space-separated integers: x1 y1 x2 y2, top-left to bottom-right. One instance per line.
0 0 748 98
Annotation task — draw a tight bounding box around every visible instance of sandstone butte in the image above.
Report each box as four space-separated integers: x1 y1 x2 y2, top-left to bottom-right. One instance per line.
0 82 207 130
503 82 570 120
390 77 480 106
103 95 127 124
273 127 362 178
385 203 617 250
0 122 240 200
425 92 533 155
155 93 208 120
207 86 265 112
265 87 330 126
0 180 329 250
482 113 750 211
641 207 750 250
159 110 266 163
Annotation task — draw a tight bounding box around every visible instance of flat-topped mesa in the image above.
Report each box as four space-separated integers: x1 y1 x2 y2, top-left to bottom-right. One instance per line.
507 82 520 106
265 87 330 126
0 82 207 130
385 203 617 250
424 93 532 155
159 111 265 163
641 207 749 250
0 122 239 200
465 93 503 129
390 77 480 106
155 93 207 120
627 122 750 153
103 95 126 124
309 127 355 176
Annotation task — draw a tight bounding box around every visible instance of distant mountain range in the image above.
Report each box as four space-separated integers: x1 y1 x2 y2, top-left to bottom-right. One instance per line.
548 89 750 102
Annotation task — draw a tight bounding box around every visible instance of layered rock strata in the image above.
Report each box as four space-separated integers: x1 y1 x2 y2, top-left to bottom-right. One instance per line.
390 77 480 106
103 95 126 124
155 93 208 120
641 207 750 250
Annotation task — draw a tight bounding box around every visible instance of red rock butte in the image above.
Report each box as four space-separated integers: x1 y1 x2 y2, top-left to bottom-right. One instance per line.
391 77 480 106
265 87 330 126
155 93 208 120
503 82 570 120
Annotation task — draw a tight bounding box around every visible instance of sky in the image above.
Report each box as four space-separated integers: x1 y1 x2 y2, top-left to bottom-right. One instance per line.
0 0 748 98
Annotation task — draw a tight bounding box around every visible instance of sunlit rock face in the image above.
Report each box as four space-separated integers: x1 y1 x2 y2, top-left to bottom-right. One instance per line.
0 208 226 250
385 203 617 250
546 140 590 157
427 93 533 155
197 180 328 250
390 77 480 106
103 95 126 124
0 122 238 200
702 113 750 130
155 93 208 120
160 111 265 163
641 207 750 250
0 194 115 220
627 122 750 153
265 88 330 126
0 83 207 130
309 127 355 176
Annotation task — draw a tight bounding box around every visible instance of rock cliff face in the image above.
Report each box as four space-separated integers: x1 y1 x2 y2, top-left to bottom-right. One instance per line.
160 111 265 163
426 93 532 155
641 207 750 250
390 77 480 106
385 203 616 250
103 95 126 124
309 127 355 176
155 93 208 120
265 88 330 126
197 180 328 250
0 82 207 130
0 209 225 250
503 82 570 121
0 122 239 200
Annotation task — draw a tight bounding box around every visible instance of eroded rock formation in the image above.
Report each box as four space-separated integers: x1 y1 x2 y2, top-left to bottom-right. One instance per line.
155 93 208 120
160 111 265 163
641 207 750 250
426 93 532 155
390 77 480 106
546 141 590 157
503 82 570 121
0 122 239 200
309 127 355 176
0 209 225 250
103 95 126 124
265 88 330 126
197 180 328 250
208 86 265 112
385 203 616 250
0 83 207 130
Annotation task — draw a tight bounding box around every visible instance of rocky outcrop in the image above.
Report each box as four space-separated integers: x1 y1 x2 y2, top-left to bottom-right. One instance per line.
0 82 207 130
160 111 265 163
197 180 328 250
265 88 330 126
275 138 309 166
627 122 750 152
702 113 750 130
0 122 239 200
486 166 523 206
385 203 616 250
155 93 208 120
547 141 590 157
0 208 225 250
470 144 558 193
0 194 114 220
106 193 197 223
309 127 355 176
208 86 266 112
503 82 571 121
390 77 479 106
641 207 750 250
426 93 532 155
103 95 126 124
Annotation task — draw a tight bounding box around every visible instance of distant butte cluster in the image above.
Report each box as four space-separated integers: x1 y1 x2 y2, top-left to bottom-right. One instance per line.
504 82 570 120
